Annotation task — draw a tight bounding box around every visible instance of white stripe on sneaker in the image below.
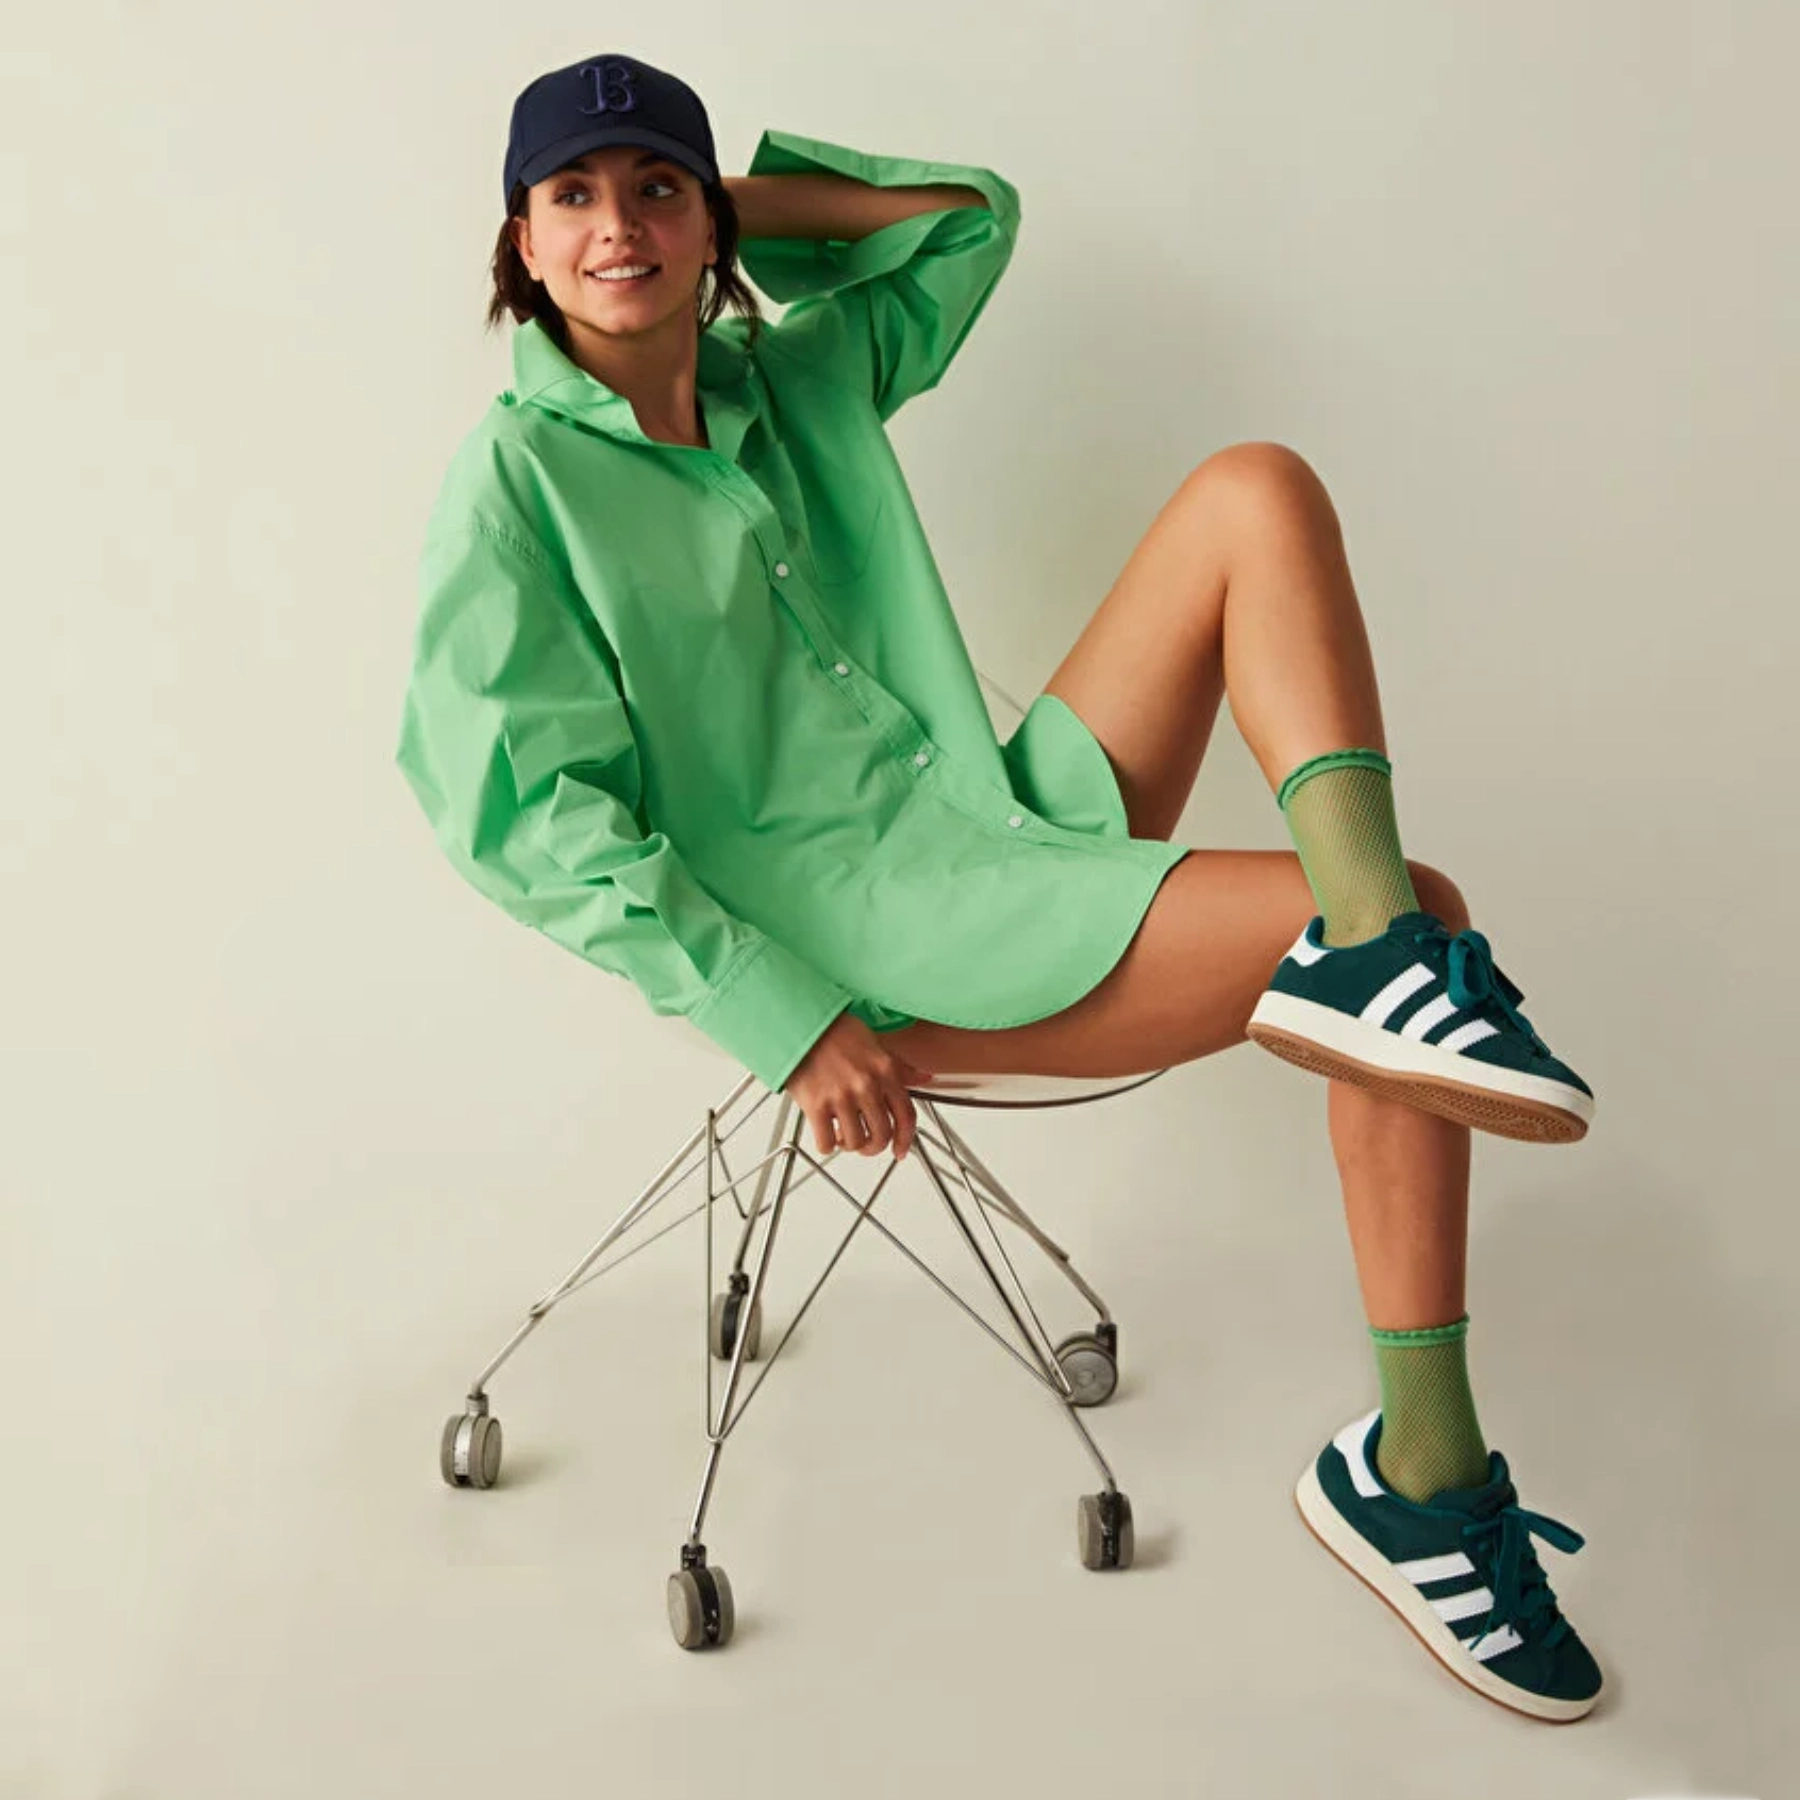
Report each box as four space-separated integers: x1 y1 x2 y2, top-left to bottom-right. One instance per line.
1332 1408 1384 1497
1469 1624 1525 1662
1394 1551 1477 1584
1287 926 1329 967
1437 1018 1501 1054
1361 963 1435 1026
1431 1585 1495 1624
1400 991 1460 1041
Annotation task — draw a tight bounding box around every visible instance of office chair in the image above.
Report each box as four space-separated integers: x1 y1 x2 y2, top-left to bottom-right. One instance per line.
438 669 1173 1650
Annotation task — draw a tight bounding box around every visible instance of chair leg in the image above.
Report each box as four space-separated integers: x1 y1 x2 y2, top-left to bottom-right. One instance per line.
708 1092 797 1340
671 1101 826 1651
908 1113 1125 1497
694 1105 806 1498
907 1119 1137 1573
894 1113 1121 1408
683 1100 911 1537
439 1070 782 1489
919 1113 1118 1327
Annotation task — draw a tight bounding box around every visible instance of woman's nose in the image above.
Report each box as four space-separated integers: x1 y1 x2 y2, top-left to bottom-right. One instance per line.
592 196 642 238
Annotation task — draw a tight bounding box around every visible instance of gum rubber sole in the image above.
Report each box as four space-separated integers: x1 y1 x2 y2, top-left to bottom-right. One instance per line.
1247 1025 1587 1142
1246 993 1591 1144
1293 1460 1599 1724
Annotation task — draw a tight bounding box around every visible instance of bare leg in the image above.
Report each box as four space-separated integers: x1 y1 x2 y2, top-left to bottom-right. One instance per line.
1331 1083 1471 1332
1041 440 1389 841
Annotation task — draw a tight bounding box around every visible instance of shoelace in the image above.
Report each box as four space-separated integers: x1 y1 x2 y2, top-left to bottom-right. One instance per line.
1407 920 1548 1055
1462 1492 1586 1653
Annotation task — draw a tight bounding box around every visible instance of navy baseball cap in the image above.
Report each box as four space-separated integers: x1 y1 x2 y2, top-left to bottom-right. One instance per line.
502 54 720 208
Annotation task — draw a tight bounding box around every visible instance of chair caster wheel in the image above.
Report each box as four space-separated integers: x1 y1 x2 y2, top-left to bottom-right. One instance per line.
668 1562 736 1649
1054 1330 1118 1406
709 1287 763 1361
440 1410 502 1489
1077 1491 1134 1570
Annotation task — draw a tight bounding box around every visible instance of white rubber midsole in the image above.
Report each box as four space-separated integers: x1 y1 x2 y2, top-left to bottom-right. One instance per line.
1294 1458 1594 1722
1249 991 1594 1123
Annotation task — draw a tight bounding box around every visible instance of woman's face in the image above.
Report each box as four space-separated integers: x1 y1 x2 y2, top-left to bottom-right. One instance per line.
511 143 718 344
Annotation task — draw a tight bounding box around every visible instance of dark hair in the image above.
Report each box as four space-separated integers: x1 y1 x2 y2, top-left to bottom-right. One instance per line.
485 174 765 350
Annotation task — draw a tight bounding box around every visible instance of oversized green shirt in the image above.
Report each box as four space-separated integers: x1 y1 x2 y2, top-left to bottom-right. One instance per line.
396 128 1192 1093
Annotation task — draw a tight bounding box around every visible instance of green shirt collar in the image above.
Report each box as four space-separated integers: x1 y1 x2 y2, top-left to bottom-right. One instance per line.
508 315 757 461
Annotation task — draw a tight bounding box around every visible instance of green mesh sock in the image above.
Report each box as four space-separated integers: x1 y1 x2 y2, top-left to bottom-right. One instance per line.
1370 1314 1490 1502
1276 749 1421 946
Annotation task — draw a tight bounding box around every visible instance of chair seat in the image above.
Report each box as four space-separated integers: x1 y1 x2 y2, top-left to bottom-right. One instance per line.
904 1069 1168 1108
674 1017 1164 1109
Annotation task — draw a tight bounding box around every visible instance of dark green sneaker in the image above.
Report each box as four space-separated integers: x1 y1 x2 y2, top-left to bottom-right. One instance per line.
1295 1408 1603 1722
1246 911 1594 1142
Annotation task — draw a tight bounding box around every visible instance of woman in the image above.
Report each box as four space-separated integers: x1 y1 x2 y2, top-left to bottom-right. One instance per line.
395 52 1602 1719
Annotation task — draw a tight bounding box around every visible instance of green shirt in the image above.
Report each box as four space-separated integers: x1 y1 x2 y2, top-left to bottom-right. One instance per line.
395 128 1191 1093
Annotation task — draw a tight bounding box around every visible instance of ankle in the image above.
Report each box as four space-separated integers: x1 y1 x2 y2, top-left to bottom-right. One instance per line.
1369 1313 1489 1503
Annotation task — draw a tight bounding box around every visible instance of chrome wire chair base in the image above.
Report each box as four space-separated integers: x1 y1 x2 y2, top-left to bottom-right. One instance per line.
439 1069 1140 1648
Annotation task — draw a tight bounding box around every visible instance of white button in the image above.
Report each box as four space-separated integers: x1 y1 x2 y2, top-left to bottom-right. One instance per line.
1007 814 1024 828
833 662 850 676
912 750 930 767
773 561 790 578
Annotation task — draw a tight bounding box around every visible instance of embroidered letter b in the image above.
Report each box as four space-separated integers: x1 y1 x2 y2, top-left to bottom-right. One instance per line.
579 59 637 115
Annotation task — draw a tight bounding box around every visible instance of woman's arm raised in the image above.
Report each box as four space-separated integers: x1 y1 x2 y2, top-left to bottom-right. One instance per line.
722 171 988 242
729 131 1019 420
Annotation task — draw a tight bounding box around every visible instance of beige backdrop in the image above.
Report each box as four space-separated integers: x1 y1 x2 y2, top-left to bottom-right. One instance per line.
6 2 1795 1795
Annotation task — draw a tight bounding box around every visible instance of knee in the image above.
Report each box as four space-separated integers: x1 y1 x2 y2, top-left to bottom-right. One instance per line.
1407 859 1470 932
1191 440 1333 516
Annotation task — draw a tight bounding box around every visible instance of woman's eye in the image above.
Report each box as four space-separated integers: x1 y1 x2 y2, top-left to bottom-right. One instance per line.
554 180 678 205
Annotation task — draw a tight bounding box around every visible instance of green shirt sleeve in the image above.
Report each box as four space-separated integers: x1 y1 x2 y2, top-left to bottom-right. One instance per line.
736 128 1021 422
395 520 853 1091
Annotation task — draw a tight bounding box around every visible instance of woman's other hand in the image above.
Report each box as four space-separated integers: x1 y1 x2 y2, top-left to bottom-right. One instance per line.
784 1012 940 1159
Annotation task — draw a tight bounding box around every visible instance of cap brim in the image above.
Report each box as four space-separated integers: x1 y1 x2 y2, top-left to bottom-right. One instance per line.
513 124 716 193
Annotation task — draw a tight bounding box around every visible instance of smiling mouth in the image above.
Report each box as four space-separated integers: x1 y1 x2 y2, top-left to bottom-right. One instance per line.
588 265 661 286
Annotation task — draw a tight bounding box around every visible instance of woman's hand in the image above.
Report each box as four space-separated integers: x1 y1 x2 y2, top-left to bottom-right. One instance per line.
784 1012 941 1160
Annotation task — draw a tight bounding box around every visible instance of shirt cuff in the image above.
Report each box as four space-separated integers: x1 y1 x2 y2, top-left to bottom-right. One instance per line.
688 934 857 1092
